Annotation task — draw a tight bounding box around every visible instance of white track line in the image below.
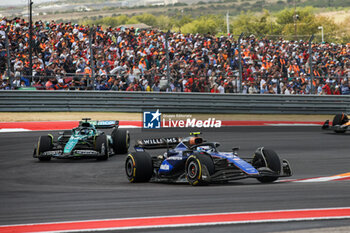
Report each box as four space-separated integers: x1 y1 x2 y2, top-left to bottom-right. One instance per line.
0 128 30 132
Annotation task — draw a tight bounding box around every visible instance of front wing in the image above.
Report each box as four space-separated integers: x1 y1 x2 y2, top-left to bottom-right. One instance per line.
33 148 106 159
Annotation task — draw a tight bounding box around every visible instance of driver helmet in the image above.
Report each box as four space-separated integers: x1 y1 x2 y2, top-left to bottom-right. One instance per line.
197 146 207 152
80 128 90 135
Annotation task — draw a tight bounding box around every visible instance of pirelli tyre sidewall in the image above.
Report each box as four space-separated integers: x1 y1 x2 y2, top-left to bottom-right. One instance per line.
185 154 214 186
125 152 153 183
36 135 53 161
95 134 109 161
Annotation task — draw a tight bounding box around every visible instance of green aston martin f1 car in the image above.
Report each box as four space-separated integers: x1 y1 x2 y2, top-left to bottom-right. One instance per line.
33 118 130 161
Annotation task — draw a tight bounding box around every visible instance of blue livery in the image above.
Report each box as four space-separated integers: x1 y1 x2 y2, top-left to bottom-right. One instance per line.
125 133 292 185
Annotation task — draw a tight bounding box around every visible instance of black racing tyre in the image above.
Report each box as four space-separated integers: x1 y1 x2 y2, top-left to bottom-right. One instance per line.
332 114 348 133
112 128 130 154
37 136 53 161
197 153 215 176
62 130 72 137
95 135 109 161
253 148 281 183
185 154 215 186
125 152 153 182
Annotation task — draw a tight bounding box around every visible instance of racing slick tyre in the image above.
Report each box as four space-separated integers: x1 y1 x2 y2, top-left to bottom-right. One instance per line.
252 148 281 183
36 136 53 161
332 114 348 133
62 130 72 137
95 135 109 161
125 152 153 182
185 154 215 186
112 129 130 154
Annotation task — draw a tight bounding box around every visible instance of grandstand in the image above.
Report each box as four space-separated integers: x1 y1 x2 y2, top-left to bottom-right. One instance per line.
0 17 349 94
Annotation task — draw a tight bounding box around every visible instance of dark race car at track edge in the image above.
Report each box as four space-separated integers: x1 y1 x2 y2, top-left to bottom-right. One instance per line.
33 118 130 161
125 132 292 186
322 113 350 133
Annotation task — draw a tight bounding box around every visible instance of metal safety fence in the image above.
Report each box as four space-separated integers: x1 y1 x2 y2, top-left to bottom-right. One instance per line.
1 90 349 114
5 72 349 96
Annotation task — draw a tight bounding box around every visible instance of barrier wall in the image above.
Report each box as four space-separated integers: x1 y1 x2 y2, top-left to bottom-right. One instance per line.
1 91 349 114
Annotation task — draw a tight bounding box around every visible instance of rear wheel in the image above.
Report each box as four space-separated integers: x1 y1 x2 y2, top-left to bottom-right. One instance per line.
112 129 130 154
62 130 72 137
36 136 53 161
95 135 109 161
185 153 215 186
252 148 281 183
63 130 72 136
332 114 348 133
125 152 153 182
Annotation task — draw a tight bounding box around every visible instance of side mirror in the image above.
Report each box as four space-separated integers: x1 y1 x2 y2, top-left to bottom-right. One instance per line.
232 147 240 154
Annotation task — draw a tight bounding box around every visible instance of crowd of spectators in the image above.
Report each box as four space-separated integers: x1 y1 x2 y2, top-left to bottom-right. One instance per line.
0 17 349 94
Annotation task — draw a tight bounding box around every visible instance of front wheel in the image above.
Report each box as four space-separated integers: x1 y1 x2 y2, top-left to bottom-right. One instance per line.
62 130 72 137
185 154 214 186
252 148 281 183
36 136 53 161
125 152 153 182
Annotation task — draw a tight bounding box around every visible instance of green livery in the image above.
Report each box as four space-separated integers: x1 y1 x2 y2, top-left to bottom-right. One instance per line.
64 136 79 154
33 118 130 161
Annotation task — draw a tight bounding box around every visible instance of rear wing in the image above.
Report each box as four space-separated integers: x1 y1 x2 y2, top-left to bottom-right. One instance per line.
94 120 119 129
79 119 119 129
135 137 182 149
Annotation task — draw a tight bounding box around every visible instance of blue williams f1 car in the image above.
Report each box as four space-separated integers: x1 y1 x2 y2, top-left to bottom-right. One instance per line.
33 118 129 161
125 133 292 185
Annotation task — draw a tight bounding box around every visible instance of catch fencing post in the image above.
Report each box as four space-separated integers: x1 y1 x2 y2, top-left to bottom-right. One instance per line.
226 11 230 35
238 33 244 93
89 27 95 89
28 0 33 81
309 34 314 94
5 27 11 89
165 30 170 85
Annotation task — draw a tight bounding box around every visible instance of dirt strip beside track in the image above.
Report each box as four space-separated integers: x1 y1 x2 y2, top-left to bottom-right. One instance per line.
0 112 333 122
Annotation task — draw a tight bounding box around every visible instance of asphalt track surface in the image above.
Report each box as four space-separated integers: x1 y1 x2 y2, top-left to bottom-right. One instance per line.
0 126 349 232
